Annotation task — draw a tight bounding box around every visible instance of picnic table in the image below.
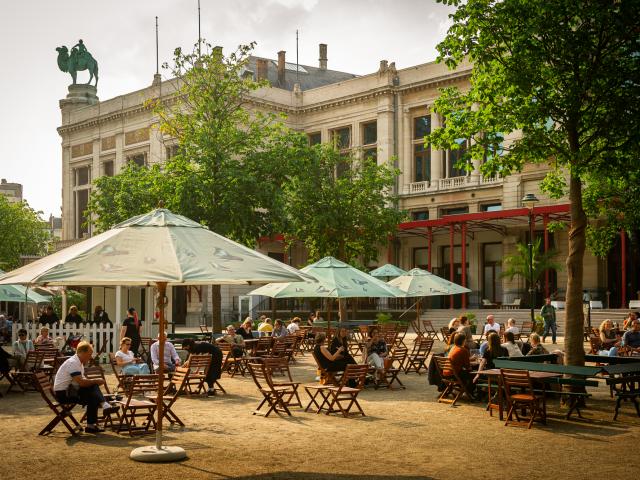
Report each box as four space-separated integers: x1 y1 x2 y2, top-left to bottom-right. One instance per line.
584 354 640 365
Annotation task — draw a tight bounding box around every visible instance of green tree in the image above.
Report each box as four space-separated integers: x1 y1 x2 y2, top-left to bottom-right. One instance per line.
501 239 563 303
429 0 640 366
0 196 49 270
283 144 406 266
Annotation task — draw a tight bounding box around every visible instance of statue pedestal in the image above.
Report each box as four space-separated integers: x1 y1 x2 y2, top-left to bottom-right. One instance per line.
60 84 99 109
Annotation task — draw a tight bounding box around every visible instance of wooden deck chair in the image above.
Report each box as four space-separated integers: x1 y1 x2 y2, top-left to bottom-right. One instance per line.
404 338 434 374
219 343 246 377
307 364 369 417
434 356 470 407
88 340 107 367
410 319 425 341
293 330 307 356
588 335 603 355
8 350 46 393
146 366 190 426
395 322 409 347
519 321 533 341
247 362 295 417
440 327 452 345
115 375 159 435
500 368 547 429
310 350 341 386
421 320 440 341
381 346 408 389
185 353 226 395
263 357 302 408
254 337 274 357
33 372 82 436
108 352 128 392
139 337 153 366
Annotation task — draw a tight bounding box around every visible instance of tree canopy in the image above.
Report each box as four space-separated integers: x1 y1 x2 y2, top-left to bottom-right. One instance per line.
429 0 640 365
0 196 49 270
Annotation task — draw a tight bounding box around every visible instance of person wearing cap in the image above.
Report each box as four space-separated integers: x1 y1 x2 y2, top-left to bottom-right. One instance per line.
120 307 142 355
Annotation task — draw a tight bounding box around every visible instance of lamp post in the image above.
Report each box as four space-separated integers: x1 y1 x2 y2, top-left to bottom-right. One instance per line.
522 193 539 326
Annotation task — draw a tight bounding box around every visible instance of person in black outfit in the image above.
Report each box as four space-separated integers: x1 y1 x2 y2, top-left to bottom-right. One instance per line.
329 327 357 365
64 305 84 326
236 318 254 339
119 307 142 355
39 305 59 327
182 338 224 396
92 305 112 326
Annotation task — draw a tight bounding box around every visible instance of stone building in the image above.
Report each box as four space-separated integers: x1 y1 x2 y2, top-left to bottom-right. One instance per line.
0 179 23 203
58 44 622 328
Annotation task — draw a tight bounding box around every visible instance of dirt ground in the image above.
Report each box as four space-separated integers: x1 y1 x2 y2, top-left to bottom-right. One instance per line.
1 339 638 480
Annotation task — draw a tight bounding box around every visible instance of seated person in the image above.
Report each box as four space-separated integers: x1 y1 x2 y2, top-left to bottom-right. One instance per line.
257 317 273 336
38 306 59 327
272 319 288 337
12 328 34 369
445 333 475 394
505 318 520 336
501 331 523 357
307 312 316 327
330 327 357 365
53 341 118 433
475 332 508 382
456 316 476 350
313 332 350 372
150 333 181 372
483 315 501 335
182 338 223 396
115 337 150 375
366 328 388 381
448 317 460 334
598 319 620 356
287 317 302 334
622 312 637 331
527 333 549 356
34 326 54 346
236 318 254 339
617 318 640 356
64 305 84 327
216 325 245 357
444 332 457 357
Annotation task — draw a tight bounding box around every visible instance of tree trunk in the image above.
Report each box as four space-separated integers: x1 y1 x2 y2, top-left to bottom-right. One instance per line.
211 284 222 333
564 174 587 367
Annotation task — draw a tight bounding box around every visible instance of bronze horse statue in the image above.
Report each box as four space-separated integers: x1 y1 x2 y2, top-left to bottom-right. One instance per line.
56 45 99 86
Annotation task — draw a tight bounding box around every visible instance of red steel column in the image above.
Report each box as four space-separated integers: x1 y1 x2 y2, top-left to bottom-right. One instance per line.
461 222 467 309
543 214 549 298
449 224 454 309
427 227 433 272
621 230 627 308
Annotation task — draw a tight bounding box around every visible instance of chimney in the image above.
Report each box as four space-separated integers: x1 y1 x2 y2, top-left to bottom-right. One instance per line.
319 43 327 70
277 50 286 85
256 58 269 81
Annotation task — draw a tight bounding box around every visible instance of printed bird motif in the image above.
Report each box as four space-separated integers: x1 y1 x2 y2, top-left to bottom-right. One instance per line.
210 262 231 271
213 247 243 262
101 263 125 272
98 245 129 256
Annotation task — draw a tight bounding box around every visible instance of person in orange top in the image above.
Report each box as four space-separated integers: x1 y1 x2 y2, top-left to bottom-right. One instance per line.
445 332 476 396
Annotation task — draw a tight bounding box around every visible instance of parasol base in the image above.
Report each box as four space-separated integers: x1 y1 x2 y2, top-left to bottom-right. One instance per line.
130 445 187 463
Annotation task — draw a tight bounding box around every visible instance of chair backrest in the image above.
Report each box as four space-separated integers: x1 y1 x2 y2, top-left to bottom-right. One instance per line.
34 371 59 407
126 375 159 398
255 337 274 356
440 327 451 342
338 364 369 390
421 320 437 333
169 366 190 394
247 362 270 391
108 352 124 382
389 346 408 368
588 335 602 354
22 350 46 371
500 368 534 399
520 321 533 334
415 337 435 356
482 299 492 306
199 324 210 334
186 353 211 375
434 356 452 377
513 298 521 306
263 356 294 382
84 365 111 394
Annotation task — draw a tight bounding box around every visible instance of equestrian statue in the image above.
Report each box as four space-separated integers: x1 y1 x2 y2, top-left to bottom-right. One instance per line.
56 39 99 86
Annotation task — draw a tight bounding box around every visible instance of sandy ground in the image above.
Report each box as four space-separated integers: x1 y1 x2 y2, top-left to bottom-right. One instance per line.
1 339 639 480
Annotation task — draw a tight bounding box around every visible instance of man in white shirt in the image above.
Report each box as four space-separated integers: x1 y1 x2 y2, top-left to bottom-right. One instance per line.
287 317 301 334
483 315 501 335
150 333 181 372
53 341 118 433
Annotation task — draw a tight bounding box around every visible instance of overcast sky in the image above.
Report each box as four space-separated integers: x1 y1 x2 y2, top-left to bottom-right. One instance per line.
0 0 453 218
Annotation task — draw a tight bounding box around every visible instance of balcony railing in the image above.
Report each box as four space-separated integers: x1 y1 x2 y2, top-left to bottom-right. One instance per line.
402 175 502 195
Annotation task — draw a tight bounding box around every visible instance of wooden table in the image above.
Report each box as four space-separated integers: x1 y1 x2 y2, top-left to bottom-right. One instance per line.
478 369 561 420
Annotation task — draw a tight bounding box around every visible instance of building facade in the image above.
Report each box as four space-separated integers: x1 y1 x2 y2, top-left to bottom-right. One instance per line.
58 45 621 327
0 179 23 203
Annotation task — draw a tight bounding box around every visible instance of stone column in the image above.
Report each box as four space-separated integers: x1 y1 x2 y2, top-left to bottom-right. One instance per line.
149 123 163 166
401 106 412 189
61 146 72 240
430 110 443 181
377 94 394 167
114 132 124 173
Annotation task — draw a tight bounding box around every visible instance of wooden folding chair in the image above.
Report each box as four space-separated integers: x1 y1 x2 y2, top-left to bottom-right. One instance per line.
263 357 302 408
305 364 369 417
33 372 83 436
115 375 158 435
500 368 547 429
404 337 434 374
220 343 246 377
421 320 440 341
434 356 470 407
254 337 274 357
108 352 128 392
380 346 407 390
247 362 296 417
519 321 533 341
146 366 189 426
8 350 46 393
440 327 452 345
185 353 226 395
88 340 107 367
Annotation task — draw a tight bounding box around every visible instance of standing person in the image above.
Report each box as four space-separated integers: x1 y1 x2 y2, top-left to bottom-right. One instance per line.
540 297 557 344
120 307 142 355
38 306 59 327
64 305 84 327
53 341 118 433
181 338 223 396
92 305 112 326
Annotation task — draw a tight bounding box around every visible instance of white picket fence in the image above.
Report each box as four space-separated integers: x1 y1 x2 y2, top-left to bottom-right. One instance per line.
11 322 118 357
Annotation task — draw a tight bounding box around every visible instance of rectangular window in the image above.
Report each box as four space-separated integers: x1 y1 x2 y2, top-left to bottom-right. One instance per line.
362 121 377 146
414 143 431 183
411 211 429 221
481 203 502 212
413 247 429 270
75 166 90 186
448 139 469 178
414 115 431 140
441 206 469 217
308 132 322 146
127 153 147 167
166 144 179 159
363 147 377 165
332 127 351 150
102 161 114 177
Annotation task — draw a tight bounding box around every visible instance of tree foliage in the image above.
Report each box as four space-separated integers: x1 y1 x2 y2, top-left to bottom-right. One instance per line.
283 146 406 267
0 196 49 270
429 0 640 365
501 238 563 285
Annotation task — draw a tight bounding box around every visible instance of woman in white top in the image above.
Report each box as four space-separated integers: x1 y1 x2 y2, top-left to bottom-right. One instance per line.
501 331 523 357
115 337 150 375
